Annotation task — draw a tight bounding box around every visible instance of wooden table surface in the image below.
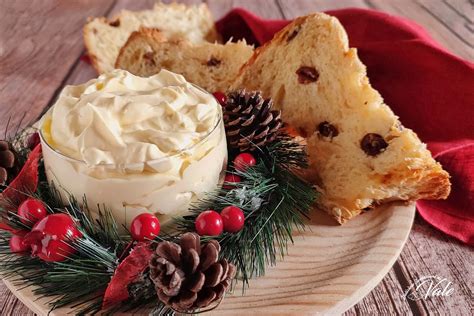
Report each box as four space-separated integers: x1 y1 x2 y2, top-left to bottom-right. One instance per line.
0 0 472 315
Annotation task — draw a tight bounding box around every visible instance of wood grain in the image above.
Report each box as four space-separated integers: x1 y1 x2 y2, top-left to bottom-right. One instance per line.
3 202 416 315
0 0 115 138
207 0 284 19
218 203 415 315
395 215 474 314
277 0 370 13
0 282 32 316
0 0 472 315
417 0 473 50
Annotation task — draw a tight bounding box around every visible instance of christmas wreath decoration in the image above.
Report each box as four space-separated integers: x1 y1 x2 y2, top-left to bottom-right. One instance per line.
0 90 316 315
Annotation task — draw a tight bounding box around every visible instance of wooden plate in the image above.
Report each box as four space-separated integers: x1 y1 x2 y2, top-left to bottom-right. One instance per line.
3 202 415 315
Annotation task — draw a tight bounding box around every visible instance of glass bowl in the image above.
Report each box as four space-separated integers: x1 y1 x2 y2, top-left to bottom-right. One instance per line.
40 91 227 228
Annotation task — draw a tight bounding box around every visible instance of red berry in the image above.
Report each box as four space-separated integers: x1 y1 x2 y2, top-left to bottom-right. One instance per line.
212 91 227 106
221 206 245 233
223 173 241 190
23 213 82 262
18 198 48 225
195 210 223 236
234 153 256 172
9 232 30 253
130 213 161 241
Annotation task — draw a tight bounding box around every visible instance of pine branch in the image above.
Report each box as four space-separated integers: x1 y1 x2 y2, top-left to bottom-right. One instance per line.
175 135 317 287
65 195 129 252
0 191 131 314
264 133 308 169
34 234 121 312
0 227 121 313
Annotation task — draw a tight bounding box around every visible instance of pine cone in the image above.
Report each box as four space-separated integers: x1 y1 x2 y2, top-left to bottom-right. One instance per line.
224 90 282 151
0 140 19 186
149 233 236 312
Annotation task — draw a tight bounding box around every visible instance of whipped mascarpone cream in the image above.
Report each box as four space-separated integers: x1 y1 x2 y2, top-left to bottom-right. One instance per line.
40 69 227 226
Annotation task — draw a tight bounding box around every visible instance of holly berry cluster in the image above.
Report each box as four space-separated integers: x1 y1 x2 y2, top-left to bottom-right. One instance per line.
9 198 82 262
129 204 245 240
192 152 257 237
11 201 164 259
194 206 245 236
223 152 256 190
130 206 246 240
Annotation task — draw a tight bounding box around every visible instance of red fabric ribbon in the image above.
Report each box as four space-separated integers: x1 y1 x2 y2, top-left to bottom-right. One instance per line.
217 8 474 245
0 144 41 232
102 242 153 309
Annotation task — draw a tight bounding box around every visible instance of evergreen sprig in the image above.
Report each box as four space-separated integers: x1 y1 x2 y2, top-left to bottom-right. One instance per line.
263 133 308 169
175 134 317 286
0 189 130 314
0 228 119 314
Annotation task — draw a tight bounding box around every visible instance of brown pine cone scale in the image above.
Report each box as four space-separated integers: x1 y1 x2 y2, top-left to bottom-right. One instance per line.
150 233 236 312
224 90 283 152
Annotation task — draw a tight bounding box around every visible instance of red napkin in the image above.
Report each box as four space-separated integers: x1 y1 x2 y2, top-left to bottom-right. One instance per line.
217 8 474 245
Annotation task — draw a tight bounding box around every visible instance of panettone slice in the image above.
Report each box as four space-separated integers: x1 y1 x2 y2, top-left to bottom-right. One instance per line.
115 28 253 92
84 2 220 73
232 13 451 223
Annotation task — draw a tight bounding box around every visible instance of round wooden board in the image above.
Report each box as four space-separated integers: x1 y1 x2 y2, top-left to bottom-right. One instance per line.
3 202 415 315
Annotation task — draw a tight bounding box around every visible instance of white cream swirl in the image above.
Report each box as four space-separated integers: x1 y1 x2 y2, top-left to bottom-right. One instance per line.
39 69 227 222
44 69 220 166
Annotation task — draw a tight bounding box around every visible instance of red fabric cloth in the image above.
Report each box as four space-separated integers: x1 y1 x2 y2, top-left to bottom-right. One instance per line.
102 242 153 309
217 8 474 245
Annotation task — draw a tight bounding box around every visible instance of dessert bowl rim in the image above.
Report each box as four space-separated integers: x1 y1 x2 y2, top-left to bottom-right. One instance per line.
39 85 224 169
